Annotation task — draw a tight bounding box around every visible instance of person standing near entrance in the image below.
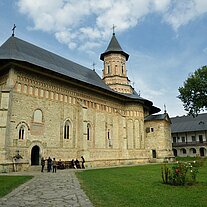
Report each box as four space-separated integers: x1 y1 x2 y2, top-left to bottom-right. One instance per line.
52 158 57 173
41 157 45 172
47 157 52 172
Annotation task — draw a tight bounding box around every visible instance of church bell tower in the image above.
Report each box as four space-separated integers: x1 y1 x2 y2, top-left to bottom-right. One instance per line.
100 32 133 94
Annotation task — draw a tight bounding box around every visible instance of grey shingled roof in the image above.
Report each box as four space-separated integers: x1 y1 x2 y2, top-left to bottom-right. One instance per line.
171 113 207 133
0 36 111 91
100 33 129 61
145 113 171 122
0 36 160 113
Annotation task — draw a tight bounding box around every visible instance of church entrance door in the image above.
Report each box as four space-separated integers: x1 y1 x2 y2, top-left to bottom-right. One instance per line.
31 145 40 165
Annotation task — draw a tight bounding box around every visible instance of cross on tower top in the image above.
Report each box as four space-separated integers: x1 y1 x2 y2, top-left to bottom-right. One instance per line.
164 104 167 114
12 24 16 37
112 24 116 35
92 62 96 71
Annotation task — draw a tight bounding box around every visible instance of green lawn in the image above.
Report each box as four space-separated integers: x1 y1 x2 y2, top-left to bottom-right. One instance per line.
0 176 33 198
76 161 207 207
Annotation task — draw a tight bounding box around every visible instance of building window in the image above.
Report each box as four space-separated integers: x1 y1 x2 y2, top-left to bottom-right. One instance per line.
108 129 112 147
33 109 43 123
87 123 91 140
192 136 196 142
199 135 203 143
181 137 185 143
19 126 25 139
152 149 156 158
64 120 70 139
150 128 154 132
107 65 110 74
173 137 176 143
122 65 124 74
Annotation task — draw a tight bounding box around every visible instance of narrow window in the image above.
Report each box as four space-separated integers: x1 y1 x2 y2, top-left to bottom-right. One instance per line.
152 150 156 158
19 126 25 139
64 121 70 139
107 65 110 74
108 129 112 146
181 137 185 143
173 137 176 143
87 124 90 140
122 65 124 74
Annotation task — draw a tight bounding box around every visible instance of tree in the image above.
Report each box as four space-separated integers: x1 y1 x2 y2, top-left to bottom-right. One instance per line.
178 66 207 116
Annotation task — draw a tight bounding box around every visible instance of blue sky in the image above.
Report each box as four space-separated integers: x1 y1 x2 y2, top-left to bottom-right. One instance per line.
1 0 207 117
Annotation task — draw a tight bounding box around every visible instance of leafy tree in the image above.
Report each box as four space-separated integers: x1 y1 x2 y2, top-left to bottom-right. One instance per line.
178 66 207 116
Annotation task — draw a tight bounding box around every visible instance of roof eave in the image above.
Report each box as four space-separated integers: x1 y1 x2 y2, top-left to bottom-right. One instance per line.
100 51 129 61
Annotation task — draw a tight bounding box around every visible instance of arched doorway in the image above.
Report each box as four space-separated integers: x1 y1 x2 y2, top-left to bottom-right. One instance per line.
173 149 177 157
189 148 196 157
31 145 40 165
180 148 187 157
200 148 205 157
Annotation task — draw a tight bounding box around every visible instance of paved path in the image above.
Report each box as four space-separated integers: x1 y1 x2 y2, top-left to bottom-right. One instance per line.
0 170 93 207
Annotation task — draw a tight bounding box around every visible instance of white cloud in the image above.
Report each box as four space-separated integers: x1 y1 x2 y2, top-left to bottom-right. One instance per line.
79 41 101 51
163 0 207 31
17 0 207 51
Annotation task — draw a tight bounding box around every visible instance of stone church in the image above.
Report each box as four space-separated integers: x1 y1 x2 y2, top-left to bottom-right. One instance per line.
0 32 173 171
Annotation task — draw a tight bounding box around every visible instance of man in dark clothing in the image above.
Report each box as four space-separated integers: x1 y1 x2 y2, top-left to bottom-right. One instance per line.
41 157 45 172
47 157 52 172
81 156 85 169
71 159 75 168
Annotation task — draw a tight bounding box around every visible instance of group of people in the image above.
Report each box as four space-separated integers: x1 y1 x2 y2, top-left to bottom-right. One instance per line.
71 156 85 169
41 156 85 172
41 157 57 173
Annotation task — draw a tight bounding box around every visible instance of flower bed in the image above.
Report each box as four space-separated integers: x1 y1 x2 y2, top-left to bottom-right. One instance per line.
161 161 198 186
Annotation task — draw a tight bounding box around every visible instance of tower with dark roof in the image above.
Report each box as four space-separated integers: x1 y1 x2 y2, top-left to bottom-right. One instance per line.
100 33 133 94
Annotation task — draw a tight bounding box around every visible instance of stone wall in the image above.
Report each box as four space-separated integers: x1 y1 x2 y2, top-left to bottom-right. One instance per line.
2 66 153 170
145 118 173 161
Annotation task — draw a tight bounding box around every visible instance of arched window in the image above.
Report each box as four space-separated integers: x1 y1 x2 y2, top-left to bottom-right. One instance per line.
181 148 186 154
192 148 196 154
33 109 43 123
87 123 91 140
19 125 25 139
64 120 70 139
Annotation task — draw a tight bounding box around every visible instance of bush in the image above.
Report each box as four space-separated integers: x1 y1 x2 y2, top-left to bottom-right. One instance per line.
161 161 199 186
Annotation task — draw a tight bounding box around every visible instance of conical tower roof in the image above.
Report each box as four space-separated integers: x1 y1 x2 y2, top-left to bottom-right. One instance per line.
100 33 129 61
